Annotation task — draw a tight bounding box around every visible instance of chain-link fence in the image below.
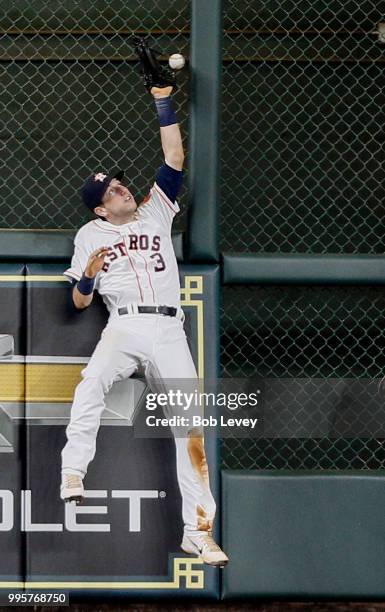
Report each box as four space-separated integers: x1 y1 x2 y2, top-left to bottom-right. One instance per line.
0 1 189 230
4 2 385 474
221 285 385 469
221 1 385 253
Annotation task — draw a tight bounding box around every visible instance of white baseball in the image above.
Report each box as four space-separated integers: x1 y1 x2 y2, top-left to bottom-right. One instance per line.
168 53 185 70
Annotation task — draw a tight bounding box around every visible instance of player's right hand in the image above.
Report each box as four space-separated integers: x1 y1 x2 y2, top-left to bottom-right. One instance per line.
84 246 109 278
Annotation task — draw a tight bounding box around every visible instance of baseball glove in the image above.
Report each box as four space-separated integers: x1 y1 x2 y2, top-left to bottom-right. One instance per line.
133 36 176 93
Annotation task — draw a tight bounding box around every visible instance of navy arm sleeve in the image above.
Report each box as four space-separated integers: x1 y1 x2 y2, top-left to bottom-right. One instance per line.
155 163 183 203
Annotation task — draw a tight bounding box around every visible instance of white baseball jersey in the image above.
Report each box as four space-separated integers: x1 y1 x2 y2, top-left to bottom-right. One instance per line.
64 182 181 313
62 167 218 535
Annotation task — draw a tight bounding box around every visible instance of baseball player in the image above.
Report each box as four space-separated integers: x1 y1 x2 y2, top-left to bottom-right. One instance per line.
60 38 228 567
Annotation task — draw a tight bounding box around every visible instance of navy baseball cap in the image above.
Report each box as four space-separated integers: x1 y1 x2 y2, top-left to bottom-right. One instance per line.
82 170 125 211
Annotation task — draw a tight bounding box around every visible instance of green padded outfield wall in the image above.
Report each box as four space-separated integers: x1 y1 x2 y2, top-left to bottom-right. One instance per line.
0 230 184 263
222 471 385 599
222 253 385 286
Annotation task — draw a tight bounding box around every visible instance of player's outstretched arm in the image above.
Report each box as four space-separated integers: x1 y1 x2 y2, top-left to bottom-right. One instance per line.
72 246 109 309
152 87 184 171
133 38 183 200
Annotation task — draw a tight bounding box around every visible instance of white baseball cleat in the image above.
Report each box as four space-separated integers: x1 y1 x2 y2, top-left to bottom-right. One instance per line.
181 532 229 567
60 473 84 504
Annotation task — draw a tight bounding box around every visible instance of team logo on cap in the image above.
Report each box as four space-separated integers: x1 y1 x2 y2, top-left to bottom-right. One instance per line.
94 172 107 182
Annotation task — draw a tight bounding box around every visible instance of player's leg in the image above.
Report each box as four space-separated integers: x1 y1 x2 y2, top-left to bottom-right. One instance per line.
147 319 215 532
146 317 228 566
61 323 139 501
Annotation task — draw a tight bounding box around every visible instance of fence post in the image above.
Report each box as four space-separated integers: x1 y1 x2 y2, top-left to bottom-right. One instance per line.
187 0 222 262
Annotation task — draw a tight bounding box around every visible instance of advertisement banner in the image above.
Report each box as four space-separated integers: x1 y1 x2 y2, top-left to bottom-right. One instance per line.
0 263 220 599
0 265 25 586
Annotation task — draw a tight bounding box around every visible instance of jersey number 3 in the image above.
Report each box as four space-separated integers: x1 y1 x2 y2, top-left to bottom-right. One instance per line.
150 253 166 272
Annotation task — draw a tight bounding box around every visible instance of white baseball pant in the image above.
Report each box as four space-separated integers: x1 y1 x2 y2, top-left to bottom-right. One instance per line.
61 313 216 535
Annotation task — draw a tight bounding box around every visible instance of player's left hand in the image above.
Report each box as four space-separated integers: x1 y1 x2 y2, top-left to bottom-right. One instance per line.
151 85 173 98
133 37 176 94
